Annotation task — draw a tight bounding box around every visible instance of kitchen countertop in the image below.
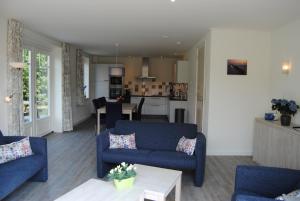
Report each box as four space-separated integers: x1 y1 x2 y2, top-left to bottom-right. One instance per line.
169 97 187 101
131 95 169 98
131 95 187 101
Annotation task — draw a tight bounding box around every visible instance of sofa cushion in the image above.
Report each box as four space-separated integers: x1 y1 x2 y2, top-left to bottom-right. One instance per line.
0 155 44 199
176 136 196 155
0 137 33 164
275 189 300 200
109 133 136 149
114 120 197 151
102 149 152 165
149 150 196 169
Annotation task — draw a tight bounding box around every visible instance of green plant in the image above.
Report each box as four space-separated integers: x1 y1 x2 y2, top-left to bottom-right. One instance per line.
107 162 137 181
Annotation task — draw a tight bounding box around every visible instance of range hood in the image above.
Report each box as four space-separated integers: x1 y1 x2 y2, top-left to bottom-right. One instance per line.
137 57 156 80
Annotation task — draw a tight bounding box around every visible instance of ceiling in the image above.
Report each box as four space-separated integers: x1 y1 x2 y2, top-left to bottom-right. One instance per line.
0 0 300 56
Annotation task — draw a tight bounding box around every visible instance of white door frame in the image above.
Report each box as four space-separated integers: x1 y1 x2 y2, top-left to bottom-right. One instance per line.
194 41 206 133
23 45 52 137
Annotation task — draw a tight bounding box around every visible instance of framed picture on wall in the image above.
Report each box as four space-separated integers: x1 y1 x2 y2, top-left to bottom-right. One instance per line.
227 59 247 75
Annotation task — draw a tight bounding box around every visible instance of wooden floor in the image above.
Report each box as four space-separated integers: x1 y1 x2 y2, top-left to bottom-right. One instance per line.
4 119 255 201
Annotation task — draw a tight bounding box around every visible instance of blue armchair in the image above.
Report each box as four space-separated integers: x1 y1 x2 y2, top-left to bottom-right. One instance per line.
0 132 48 200
232 165 300 201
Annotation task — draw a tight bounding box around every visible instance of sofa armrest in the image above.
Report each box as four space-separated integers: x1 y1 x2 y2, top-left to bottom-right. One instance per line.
236 195 275 201
234 166 300 198
97 129 113 152
3 136 47 156
194 132 206 186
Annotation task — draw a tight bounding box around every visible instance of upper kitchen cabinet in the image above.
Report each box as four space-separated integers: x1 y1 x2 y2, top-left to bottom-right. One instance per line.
149 58 177 82
175 60 189 83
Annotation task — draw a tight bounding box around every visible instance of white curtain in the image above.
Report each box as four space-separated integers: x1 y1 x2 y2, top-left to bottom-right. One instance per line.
62 43 73 131
76 49 85 105
7 19 24 135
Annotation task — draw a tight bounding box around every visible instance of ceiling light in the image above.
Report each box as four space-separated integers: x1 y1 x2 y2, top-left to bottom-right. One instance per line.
171 0 176 2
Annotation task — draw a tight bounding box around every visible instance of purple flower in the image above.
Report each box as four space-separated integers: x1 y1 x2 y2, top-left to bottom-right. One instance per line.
280 99 288 106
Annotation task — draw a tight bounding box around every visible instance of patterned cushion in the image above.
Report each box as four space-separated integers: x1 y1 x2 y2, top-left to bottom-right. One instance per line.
276 189 300 200
0 137 33 164
109 133 137 149
176 136 196 155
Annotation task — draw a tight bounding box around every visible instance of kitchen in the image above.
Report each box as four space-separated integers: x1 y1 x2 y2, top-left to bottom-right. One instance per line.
92 56 189 123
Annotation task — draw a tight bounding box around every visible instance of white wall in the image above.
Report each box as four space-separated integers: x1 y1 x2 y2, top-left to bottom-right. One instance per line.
0 17 8 134
270 19 300 124
205 29 271 155
70 46 92 125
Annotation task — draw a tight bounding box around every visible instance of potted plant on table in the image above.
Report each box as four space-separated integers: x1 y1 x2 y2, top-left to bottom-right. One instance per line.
271 99 299 126
108 162 137 190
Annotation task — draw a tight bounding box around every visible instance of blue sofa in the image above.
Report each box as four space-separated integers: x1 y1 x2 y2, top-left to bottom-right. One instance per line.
0 131 48 200
232 165 300 201
97 120 206 186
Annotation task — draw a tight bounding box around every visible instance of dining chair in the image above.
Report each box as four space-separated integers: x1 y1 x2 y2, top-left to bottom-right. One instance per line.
133 97 145 121
92 97 107 124
105 102 122 129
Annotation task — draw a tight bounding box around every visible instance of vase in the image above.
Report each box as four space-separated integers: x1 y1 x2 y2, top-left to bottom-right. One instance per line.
280 114 291 126
113 177 135 190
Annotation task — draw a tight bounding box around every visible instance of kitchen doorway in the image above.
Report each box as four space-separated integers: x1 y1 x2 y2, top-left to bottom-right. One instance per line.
196 46 205 132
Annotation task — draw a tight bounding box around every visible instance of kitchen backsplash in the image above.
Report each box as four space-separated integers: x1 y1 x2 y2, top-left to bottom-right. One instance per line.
124 81 170 96
124 81 188 97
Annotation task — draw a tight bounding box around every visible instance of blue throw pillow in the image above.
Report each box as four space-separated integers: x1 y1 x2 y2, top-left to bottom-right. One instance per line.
0 130 4 145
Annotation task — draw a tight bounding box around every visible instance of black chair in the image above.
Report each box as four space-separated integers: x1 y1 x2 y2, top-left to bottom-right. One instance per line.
133 98 145 121
92 97 107 124
123 89 131 103
105 102 122 129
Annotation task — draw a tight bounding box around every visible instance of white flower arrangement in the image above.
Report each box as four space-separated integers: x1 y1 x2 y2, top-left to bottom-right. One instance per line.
108 162 137 181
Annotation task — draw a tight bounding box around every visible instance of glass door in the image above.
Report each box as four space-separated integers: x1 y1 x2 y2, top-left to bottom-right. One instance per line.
23 48 52 137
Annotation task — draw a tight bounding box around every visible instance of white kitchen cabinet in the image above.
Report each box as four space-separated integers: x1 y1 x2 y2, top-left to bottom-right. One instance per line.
176 61 188 83
168 100 188 123
131 97 168 115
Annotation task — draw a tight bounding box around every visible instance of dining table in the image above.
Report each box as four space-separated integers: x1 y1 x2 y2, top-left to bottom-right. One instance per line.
97 103 137 134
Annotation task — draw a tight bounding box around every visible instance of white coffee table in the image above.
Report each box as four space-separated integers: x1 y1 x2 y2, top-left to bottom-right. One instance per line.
54 164 182 201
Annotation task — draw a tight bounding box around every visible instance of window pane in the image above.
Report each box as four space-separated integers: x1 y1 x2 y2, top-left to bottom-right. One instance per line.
83 56 90 98
23 49 32 123
36 53 50 119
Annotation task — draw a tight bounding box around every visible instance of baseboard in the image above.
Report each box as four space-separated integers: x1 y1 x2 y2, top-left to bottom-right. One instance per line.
73 115 93 127
207 150 253 156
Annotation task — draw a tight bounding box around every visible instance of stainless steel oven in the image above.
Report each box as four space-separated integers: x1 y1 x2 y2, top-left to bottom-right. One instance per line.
109 87 123 99
110 76 123 85
109 76 123 99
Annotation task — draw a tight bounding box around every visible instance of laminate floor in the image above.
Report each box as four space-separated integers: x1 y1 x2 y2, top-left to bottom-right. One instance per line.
4 119 255 201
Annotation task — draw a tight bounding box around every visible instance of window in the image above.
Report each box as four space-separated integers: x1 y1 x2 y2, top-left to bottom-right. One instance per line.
83 56 90 98
23 48 50 122
23 48 32 123
36 52 50 119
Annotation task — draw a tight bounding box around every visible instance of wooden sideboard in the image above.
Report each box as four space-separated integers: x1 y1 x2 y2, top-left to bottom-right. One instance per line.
253 118 300 169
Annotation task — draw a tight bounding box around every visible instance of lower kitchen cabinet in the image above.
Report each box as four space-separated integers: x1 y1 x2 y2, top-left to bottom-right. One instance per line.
131 97 169 115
